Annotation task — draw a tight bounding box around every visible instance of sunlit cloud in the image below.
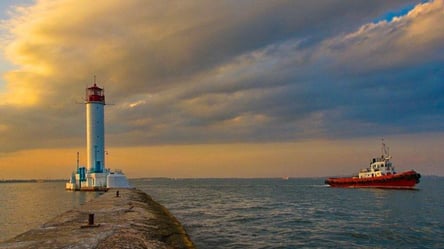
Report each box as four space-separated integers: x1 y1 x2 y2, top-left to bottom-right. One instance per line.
319 0 444 72
0 0 442 170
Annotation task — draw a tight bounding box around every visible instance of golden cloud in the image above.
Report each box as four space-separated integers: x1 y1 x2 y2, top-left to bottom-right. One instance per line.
318 0 444 71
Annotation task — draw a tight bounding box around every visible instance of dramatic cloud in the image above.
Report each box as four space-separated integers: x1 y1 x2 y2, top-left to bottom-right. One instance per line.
0 0 443 153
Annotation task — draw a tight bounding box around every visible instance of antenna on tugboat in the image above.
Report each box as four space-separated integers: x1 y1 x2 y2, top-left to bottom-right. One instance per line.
381 138 391 159
381 138 385 157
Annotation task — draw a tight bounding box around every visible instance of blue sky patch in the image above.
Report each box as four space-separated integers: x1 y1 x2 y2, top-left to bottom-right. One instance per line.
373 1 428 23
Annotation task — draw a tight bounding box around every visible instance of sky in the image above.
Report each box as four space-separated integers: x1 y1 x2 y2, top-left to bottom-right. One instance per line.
0 0 443 179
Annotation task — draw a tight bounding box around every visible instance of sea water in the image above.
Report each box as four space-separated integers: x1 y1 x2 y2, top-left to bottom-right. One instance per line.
0 181 100 242
132 177 444 249
1 177 443 248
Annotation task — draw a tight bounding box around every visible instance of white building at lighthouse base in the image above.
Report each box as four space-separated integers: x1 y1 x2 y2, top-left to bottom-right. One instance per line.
66 168 130 191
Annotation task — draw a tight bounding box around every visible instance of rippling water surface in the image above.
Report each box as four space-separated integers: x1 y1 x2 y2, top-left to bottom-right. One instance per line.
0 181 100 242
1 178 443 248
132 177 444 249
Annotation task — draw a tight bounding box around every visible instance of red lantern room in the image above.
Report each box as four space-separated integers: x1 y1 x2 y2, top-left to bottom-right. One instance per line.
86 83 105 103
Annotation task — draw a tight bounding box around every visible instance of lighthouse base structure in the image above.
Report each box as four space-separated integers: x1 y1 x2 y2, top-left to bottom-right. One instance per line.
66 169 130 191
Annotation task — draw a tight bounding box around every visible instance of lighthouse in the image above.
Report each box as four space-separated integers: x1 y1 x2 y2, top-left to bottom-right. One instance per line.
65 79 130 191
86 83 105 173
85 82 107 187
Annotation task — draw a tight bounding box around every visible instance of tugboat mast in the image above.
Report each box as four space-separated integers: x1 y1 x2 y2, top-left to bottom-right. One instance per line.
381 138 391 160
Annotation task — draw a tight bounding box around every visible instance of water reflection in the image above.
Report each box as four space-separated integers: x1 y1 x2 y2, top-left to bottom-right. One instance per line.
0 181 99 242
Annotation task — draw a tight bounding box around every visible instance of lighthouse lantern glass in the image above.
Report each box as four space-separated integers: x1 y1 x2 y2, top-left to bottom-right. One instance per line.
86 84 105 102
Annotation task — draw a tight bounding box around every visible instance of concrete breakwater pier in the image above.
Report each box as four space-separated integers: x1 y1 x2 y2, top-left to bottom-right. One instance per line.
0 188 195 249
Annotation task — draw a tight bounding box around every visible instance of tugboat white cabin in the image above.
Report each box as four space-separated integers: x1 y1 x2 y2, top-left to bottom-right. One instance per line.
358 142 396 178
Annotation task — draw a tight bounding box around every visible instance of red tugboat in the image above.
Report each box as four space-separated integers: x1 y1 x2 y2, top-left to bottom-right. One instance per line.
325 141 421 189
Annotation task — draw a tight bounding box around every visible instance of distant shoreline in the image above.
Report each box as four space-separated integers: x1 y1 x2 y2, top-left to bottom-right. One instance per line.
0 175 442 183
0 179 65 183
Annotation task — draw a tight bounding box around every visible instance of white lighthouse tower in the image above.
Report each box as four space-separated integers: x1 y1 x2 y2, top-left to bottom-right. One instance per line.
86 82 105 173
85 82 107 187
65 79 130 191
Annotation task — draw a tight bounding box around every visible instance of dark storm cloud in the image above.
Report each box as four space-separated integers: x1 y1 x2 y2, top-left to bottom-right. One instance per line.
0 0 442 152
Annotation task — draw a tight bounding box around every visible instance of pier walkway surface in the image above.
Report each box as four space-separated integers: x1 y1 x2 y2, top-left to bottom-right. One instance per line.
0 188 195 249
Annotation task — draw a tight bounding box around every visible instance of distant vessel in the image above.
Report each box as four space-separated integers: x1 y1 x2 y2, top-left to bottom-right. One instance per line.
325 141 421 189
66 80 130 191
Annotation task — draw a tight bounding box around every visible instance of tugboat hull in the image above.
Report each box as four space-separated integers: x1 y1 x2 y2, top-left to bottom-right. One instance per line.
325 170 421 189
